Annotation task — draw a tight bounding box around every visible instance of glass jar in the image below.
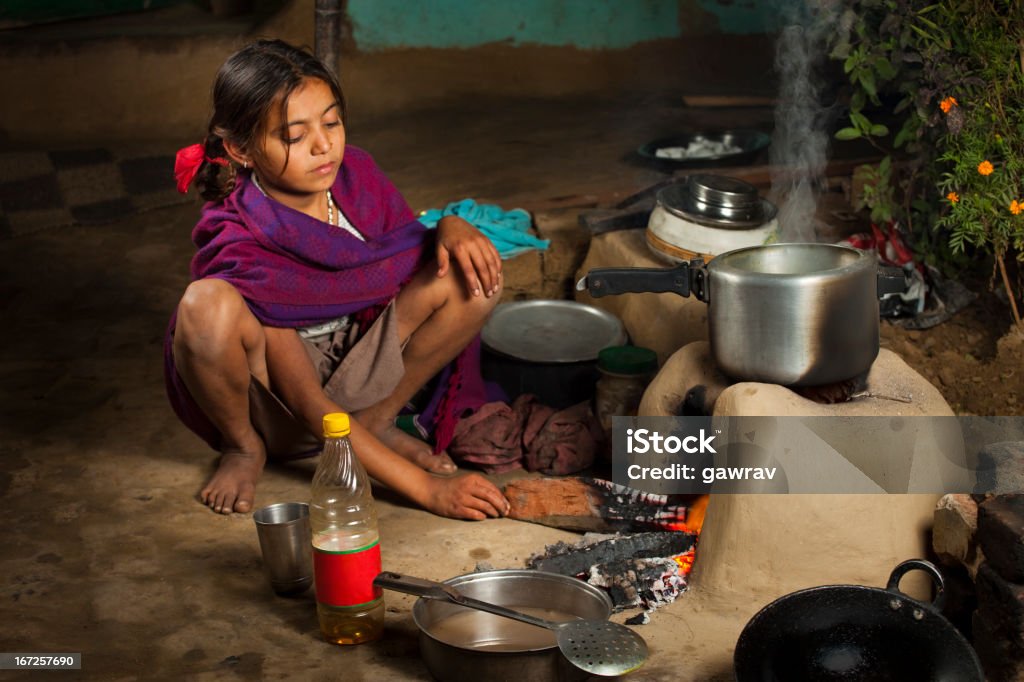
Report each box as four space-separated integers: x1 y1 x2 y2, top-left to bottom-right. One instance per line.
594 346 658 439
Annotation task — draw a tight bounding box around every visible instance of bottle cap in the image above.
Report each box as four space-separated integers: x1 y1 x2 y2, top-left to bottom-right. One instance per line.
323 412 351 437
598 346 658 375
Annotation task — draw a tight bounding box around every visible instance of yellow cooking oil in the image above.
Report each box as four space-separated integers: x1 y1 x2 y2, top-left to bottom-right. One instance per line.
316 598 385 645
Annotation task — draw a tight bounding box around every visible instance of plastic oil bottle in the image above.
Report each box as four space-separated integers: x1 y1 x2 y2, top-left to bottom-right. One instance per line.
310 412 385 644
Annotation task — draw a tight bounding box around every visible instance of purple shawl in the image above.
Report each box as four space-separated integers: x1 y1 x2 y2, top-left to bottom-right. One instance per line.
192 146 427 324
164 145 485 453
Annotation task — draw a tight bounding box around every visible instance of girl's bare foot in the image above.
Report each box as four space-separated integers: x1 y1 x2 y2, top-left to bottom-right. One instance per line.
199 436 267 514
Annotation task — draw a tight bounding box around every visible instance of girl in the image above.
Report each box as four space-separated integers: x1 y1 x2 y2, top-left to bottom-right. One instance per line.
165 39 509 520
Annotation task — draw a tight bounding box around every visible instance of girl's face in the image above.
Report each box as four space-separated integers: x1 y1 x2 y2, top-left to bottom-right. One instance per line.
252 78 344 207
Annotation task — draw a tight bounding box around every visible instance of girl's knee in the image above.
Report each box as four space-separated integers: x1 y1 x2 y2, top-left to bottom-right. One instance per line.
177 279 249 335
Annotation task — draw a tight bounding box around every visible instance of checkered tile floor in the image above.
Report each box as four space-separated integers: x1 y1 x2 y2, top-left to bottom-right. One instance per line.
0 147 190 238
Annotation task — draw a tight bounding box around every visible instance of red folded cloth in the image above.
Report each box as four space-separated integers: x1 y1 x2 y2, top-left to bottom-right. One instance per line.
449 395 603 475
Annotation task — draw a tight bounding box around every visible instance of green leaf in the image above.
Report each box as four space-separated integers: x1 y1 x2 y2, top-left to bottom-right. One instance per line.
835 127 862 141
859 71 878 99
870 124 891 137
851 89 866 112
850 110 872 132
874 57 898 80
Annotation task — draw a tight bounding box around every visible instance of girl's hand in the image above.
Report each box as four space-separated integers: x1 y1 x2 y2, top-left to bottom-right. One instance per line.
424 473 510 521
435 215 502 298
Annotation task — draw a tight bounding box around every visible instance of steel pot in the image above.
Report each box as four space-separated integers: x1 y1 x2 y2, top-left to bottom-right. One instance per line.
406 569 613 682
577 243 906 386
733 559 984 681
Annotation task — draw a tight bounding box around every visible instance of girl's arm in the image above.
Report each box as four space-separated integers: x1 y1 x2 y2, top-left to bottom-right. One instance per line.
262 326 507 520
435 215 502 298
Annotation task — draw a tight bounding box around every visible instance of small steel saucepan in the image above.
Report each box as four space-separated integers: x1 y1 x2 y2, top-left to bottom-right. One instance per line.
577 243 906 387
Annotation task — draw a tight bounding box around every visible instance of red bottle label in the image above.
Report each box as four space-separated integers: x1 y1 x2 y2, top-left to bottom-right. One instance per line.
313 540 383 608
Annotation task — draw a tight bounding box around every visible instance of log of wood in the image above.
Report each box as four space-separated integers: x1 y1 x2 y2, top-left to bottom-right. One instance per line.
504 477 706 533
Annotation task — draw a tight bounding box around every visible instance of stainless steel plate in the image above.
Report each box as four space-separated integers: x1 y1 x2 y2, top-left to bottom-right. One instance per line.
482 301 626 363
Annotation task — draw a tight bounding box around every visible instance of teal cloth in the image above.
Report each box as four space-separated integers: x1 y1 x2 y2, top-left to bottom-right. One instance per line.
419 198 549 259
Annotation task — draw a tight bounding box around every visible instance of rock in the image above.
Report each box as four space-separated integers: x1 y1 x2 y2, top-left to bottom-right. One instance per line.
978 495 1024 583
933 494 981 573
974 607 1024 682
976 562 1024 648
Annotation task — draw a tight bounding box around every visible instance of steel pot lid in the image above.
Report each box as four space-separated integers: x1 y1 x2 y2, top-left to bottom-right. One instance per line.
482 300 627 363
658 178 778 229
689 174 760 209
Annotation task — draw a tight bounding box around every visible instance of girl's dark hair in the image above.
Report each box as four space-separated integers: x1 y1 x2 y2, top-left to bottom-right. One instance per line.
194 39 346 201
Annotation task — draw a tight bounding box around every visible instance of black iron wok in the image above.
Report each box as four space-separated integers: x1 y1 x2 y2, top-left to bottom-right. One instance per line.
733 559 983 681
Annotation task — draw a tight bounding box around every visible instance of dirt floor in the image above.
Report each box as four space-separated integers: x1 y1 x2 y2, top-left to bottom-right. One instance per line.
882 288 1024 416
1 17 1020 681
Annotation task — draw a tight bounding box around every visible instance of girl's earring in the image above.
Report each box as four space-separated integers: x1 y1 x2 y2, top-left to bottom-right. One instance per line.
243 161 248 169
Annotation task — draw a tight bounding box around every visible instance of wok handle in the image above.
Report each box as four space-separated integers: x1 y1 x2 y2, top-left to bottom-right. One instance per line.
575 259 709 302
877 265 908 298
886 559 945 611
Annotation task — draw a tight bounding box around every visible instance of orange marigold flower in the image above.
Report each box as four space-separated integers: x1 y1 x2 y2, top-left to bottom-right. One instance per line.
947 192 960 204
978 160 994 176
1011 200 1023 215
940 96 958 113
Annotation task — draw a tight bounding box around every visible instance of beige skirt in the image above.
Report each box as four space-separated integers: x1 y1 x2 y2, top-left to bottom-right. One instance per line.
250 301 405 458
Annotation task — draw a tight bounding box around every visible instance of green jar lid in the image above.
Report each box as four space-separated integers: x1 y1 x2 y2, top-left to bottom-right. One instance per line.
598 346 658 375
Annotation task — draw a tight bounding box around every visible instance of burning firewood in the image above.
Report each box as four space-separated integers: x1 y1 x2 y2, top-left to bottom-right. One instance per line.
528 532 696 612
504 476 707 534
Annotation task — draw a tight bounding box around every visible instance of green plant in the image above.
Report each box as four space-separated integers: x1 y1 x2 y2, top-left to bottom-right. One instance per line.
830 0 1024 324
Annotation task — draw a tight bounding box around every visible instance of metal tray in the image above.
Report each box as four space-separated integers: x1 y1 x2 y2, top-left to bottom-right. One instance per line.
637 130 771 168
481 300 626 364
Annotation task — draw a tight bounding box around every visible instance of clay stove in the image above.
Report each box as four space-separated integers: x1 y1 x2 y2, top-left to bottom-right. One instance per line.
574 227 954 678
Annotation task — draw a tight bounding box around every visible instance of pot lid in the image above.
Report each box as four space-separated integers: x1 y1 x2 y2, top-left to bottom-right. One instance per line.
482 300 627 363
658 177 778 229
689 174 760 209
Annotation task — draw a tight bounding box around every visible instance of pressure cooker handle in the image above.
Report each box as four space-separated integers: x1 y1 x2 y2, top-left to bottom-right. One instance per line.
885 559 945 611
877 265 908 298
575 259 710 303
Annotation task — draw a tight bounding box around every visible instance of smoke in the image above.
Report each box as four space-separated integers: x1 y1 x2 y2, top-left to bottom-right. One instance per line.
770 1 842 242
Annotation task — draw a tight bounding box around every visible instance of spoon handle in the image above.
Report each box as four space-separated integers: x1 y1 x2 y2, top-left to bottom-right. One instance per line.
374 571 554 630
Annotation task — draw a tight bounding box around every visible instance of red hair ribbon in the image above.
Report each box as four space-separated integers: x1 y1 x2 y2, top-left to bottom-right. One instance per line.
174 143 230 194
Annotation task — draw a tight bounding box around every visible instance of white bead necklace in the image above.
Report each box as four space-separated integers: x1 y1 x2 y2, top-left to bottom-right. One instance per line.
326 190 335 226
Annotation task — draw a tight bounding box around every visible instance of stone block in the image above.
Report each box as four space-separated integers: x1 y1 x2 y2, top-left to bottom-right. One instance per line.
933 494 980 571
978 495 1024 583
976 561 1024 647
974 608 1024 682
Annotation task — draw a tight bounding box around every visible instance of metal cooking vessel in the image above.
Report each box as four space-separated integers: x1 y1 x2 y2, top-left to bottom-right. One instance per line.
733 560 984 681
410 569 613 682
577 243 906 386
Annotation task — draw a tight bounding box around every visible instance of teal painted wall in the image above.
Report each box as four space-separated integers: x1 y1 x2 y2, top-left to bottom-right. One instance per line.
348 0 791 51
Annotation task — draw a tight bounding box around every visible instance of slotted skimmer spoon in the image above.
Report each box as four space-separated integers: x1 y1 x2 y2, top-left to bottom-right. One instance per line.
374 571 648 677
